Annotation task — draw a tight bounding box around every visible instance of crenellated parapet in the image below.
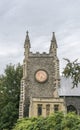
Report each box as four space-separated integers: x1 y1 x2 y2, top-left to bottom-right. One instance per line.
29 52 53 58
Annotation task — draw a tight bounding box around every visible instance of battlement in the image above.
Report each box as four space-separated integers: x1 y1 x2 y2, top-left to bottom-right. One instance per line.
29 51 53 58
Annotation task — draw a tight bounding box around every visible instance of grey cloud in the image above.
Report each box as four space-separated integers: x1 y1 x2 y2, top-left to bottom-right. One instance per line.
0 0 80 74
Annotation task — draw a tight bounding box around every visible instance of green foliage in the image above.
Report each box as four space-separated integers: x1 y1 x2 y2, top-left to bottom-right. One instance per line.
61 112 80 130
63 58 80 87
46 112 64 130
0 63 23 130
13 112 80 130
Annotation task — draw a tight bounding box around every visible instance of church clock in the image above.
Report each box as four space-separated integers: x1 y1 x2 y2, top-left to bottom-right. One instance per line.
35 70 48 83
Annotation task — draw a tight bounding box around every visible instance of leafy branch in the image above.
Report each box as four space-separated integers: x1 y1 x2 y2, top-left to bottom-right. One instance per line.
62 58 80 88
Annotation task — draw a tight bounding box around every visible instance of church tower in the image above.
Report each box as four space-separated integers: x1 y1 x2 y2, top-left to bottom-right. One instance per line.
19 32 66 118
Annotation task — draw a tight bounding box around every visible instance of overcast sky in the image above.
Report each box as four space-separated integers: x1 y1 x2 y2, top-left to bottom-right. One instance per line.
0 0 80 74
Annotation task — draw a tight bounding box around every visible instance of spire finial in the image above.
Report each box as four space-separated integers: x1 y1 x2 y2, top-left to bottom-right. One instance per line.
49 32 58 51
24 31 31 48
51 32 56 42
25 30 30 42
26 31 29 36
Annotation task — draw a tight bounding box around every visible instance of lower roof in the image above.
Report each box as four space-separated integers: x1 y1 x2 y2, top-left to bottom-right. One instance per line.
58 76 80 96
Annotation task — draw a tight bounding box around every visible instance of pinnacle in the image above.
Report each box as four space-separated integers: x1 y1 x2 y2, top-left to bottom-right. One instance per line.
26 31 29 36
50 32 58 48
26 30 30 42
51 32 56 42
24 31 31 48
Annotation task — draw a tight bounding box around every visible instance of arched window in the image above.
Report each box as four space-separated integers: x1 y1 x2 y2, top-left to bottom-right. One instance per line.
67 105 77 114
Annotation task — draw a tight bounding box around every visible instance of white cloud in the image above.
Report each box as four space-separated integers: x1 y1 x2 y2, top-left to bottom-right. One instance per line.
0 0 80 74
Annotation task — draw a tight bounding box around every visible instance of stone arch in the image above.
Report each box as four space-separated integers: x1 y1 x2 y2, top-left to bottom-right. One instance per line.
67 105 77 114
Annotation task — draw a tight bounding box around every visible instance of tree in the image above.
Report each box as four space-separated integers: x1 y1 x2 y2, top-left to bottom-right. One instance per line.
0 63 23 130
13 112 80 130
61 112 80 130
62 59 80 88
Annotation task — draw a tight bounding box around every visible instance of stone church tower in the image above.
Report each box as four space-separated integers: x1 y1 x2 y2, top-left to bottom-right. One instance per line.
19 32 66 118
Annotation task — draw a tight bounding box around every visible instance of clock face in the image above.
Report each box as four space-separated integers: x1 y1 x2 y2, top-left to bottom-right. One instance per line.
35 70 48 83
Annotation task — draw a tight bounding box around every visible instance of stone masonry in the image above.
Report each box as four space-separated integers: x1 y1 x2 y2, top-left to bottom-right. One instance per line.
19 32 66 118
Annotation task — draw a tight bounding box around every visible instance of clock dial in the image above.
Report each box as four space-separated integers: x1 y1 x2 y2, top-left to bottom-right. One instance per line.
35 70 48 83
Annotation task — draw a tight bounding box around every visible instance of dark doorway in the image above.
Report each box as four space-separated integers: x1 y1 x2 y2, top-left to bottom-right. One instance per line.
67 105 77 114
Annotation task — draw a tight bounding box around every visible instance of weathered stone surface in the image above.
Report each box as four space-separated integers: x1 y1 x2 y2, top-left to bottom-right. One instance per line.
19 32 65 118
